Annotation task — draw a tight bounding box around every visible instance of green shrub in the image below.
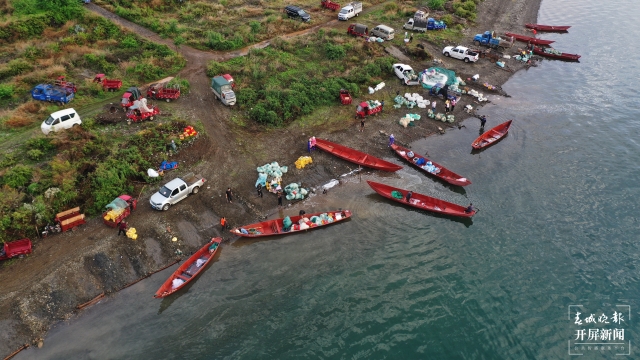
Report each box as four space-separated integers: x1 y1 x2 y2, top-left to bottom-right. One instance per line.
121 35 139 49
167 77 190 93
0 84 14 99
441 14 454 27
27 149 44 161
325 43 346 60
25 137 55 152
3 165 33 188
384 2 398 11
428 0 446 10
249 21 261 33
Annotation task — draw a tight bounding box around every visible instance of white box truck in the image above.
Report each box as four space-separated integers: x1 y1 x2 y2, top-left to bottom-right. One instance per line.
338 2 362 20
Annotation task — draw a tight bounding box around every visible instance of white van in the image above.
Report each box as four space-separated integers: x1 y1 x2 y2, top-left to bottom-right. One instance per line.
41 108 82 135
370 25 395 40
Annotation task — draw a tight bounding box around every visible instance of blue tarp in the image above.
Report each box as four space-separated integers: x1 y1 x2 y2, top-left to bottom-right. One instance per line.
160 161 178 170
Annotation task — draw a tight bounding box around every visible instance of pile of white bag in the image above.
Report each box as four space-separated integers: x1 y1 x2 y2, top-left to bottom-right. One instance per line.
467 89 488 102
399 113 422 128
404 93 430 108
368 82 386 94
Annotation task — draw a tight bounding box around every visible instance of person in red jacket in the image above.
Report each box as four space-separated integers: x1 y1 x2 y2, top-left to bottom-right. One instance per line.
118 221 128 236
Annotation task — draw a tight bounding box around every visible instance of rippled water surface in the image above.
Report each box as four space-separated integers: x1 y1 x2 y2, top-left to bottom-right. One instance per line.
19 0 640 358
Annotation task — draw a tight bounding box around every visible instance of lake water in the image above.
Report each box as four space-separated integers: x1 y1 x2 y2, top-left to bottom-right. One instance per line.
19 0 640 358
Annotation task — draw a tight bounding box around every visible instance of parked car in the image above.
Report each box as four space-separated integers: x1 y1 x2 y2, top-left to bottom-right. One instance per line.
211 76 236 106
370 24 395 40
442 46 479 63
338 2 362 20
150 173 206 211
347 23 368 37
393 64 420 85
41 108 82 135
284 5 311 22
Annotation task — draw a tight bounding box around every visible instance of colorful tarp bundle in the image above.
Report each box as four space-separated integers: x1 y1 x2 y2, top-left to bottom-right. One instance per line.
126 227 137 240
284 183 309 201
180 126 197 140
295 156 313 169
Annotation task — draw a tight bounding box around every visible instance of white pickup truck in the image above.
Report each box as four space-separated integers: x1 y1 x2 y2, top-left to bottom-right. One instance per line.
442 46 479 63
393 64 420 85
338 2 362 20
150 173 206 211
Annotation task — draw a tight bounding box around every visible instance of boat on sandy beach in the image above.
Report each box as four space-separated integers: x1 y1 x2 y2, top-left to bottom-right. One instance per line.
471 120 513 149
315 138 402 172
154 237 221 298
504 32 555 46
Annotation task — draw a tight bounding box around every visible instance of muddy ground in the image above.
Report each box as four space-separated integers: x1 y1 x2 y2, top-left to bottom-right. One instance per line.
0 0 542 355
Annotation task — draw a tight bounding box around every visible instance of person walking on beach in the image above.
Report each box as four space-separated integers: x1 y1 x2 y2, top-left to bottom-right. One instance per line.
479 115 487 128
381 100 385 110
256 183 263 198
388 134 395 147
360 118 365 132
225 188 233 203
451 97 457 112
445 99 450 113
431 100 437 113
277 191 283 207
220 217 227 231
118 221 128 236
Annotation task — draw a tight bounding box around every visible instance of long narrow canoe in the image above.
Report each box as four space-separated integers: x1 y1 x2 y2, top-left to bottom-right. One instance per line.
315 138 402 172
154 237 222 298
390 144 471 186
367 181 475 218
231 210 352 238
472 120 513 149
532 46 581 62
525 24 570 32
504 32 555 46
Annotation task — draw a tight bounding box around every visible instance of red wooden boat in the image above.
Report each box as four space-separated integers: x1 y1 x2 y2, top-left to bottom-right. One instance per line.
315 138 402 172
471 120 513 149
231 210 352 238
367 181 475 218
154 237 222 298
532 46 581 61
525 23 571 32
504 32 555 46
390 144 471 186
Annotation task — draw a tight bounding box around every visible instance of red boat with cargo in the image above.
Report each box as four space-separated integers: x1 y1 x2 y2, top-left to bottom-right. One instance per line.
0 239 32 261
504 32 555 46
532 46 581 62
367 181 476 218
231 210 352 238
154 237 222 298
315 138 402 172
471 120 513 149
390 144 471 186
525 23 570 32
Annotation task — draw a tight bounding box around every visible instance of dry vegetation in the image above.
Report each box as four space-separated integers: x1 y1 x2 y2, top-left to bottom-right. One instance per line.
95 0 390 50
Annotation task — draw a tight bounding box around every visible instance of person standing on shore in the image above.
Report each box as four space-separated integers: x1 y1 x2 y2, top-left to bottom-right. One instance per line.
220 217 227 231
445 99 450 113
256 183 263 198
118 221 128 236
360 118 365 132
277 191 283 207
431 100 437 113
479 115 487 128
225 188 233 203
388 134 395 147
451 97 457 112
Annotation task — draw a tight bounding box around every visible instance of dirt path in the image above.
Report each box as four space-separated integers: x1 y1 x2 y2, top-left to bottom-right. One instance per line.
1 0 542 356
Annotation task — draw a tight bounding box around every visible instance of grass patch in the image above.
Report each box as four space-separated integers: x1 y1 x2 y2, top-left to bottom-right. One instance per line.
207 32 396 127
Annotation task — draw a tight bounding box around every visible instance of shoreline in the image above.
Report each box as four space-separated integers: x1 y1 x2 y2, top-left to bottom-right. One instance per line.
0 0 543 356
